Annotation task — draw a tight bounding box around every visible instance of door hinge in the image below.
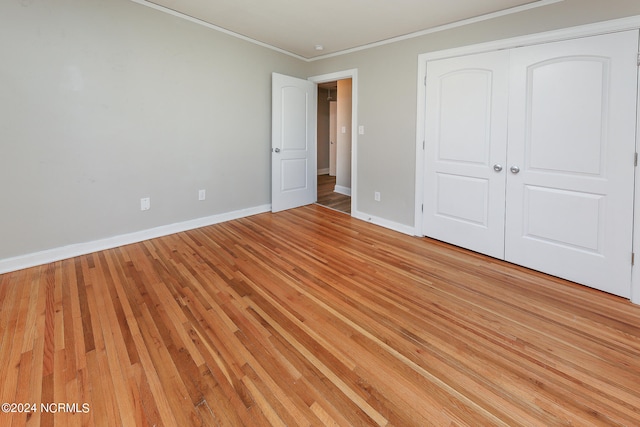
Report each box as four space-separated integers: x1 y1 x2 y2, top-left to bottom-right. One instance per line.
637 53 640 67
424 75 427 86
423 140 425 150
633 252 635 266
421 204 424 213
635 152 638 167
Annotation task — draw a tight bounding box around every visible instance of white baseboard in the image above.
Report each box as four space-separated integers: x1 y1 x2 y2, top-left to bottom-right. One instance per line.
352 210 416 236
0 204 271 275
317 168 330 175
334 185 351 196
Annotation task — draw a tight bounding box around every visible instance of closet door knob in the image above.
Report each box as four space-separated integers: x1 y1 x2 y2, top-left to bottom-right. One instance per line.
274 148 281 153
510 165 520 174
493 164 503 172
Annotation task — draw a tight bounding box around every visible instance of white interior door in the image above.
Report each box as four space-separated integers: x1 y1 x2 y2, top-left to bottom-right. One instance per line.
505 31 639 298
423 50 510 259
271 73 317 213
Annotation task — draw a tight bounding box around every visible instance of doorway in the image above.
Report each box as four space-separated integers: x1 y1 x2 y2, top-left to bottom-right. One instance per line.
316 78 352 214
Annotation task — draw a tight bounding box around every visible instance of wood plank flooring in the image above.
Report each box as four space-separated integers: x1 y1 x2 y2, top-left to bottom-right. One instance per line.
317 174 350 214
1 204 639 426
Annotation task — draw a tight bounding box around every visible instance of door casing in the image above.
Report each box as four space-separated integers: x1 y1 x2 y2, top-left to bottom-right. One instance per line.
309 69 359 216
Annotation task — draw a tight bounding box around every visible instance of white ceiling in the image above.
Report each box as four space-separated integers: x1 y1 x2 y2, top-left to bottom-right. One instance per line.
142 0 559 59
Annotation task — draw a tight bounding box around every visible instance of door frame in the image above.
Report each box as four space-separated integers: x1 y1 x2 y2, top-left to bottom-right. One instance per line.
414 15 640 304
633 59 640 305
309 69 359 216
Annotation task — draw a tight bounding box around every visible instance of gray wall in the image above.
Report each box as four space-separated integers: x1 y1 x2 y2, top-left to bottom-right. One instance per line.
2 0 640 262
310 0 640 228
0 0 308 259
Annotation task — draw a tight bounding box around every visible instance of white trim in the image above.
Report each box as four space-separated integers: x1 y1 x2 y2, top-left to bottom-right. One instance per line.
416 15 640 303
633 47 640 305
334 185 351 197
130 0 563 62
0 204 271 275
418 15 640 63
309 0 564 61
352 211 415 236
414 55 428 237
130 0 307 61
309 69 359 219
317 168 330 175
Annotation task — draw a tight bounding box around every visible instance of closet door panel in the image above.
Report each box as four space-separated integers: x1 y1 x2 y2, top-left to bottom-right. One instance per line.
505 30 638 298
423 50 509 259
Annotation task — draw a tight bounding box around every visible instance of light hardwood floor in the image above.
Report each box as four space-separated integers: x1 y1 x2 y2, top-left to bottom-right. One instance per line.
1 205 639 426
317 174 350 214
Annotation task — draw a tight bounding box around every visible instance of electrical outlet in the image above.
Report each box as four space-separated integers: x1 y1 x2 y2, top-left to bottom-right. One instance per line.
140 197 150 211
374 191 381 202
198 189 206 201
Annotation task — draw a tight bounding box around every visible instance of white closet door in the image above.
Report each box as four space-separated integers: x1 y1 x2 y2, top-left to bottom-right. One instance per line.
505 31 639 298
423 51 510 259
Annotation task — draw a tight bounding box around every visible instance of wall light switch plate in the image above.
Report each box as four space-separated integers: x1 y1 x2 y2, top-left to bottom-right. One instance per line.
198 189 206 201
359 125 365 135
140 197 150 211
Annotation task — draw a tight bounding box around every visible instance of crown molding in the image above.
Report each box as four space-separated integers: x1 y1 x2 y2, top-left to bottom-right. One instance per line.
308 0 564 61
131 0 564 62
129 0 308 61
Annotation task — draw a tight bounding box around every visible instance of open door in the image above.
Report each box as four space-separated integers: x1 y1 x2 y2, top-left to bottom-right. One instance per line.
271 73 317 212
